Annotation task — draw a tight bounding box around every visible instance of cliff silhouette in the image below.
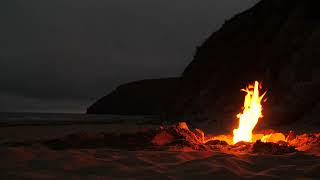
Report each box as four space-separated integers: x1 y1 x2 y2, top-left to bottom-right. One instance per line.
87 78 179 115
88 0 320 127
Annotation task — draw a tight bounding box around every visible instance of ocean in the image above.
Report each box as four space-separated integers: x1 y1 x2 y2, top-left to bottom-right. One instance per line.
0 112 158 127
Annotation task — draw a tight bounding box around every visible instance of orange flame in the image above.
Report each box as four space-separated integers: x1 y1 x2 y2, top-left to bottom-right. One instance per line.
233 81 266 144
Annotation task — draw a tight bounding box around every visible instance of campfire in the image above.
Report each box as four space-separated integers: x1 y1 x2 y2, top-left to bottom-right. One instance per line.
37 81 319 156
231 81 287 144
150 81 319 155
197 81 286 145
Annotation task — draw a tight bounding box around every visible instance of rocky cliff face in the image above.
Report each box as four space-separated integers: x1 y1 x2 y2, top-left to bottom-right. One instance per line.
169 0 320 127
88 0 320 128
87 78 179 115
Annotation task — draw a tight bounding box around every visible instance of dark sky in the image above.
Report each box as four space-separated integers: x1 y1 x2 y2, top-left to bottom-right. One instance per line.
0 0 258 113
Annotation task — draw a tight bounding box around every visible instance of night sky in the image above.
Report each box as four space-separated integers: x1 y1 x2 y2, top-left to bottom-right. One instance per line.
0 0 258 113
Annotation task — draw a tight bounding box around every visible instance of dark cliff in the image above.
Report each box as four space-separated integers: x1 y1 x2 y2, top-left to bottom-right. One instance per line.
88 0 320 128
169 0 320 127
87 78 179 115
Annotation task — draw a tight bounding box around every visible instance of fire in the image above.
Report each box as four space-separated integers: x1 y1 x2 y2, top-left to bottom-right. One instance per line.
233 81 266 144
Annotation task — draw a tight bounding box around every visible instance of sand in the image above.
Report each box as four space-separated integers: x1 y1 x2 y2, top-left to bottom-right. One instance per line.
1 147 319 180
0 120 319 180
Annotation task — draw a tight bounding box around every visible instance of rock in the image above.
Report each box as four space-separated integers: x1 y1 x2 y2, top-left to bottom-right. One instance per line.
87 78 179 115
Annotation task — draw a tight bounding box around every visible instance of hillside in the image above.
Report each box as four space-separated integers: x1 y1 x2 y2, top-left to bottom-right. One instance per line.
169 0 320 127
88 0 320 128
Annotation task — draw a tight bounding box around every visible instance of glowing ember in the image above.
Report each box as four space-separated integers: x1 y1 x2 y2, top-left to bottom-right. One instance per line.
261 134 272 143
233 81 267 144
261 133 286 143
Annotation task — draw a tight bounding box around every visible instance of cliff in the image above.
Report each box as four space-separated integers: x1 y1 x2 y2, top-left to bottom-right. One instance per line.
169 0 320 127
87 78 179 115
88 0 320 128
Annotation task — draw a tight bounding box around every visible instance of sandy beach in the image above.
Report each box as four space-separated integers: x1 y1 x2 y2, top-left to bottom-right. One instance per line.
0 116 319 180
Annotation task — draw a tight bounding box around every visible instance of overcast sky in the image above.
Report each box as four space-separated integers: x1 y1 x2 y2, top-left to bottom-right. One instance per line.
0 0 259 113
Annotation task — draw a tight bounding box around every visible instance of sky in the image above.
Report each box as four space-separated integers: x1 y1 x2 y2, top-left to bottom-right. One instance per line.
0 0 259 113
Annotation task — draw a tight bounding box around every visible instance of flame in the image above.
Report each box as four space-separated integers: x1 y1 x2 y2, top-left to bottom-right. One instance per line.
233 81 266 144
261 134 272 143
261 133 286 143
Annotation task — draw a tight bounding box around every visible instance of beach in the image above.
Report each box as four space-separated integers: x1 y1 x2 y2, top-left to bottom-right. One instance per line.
0 113 319 180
